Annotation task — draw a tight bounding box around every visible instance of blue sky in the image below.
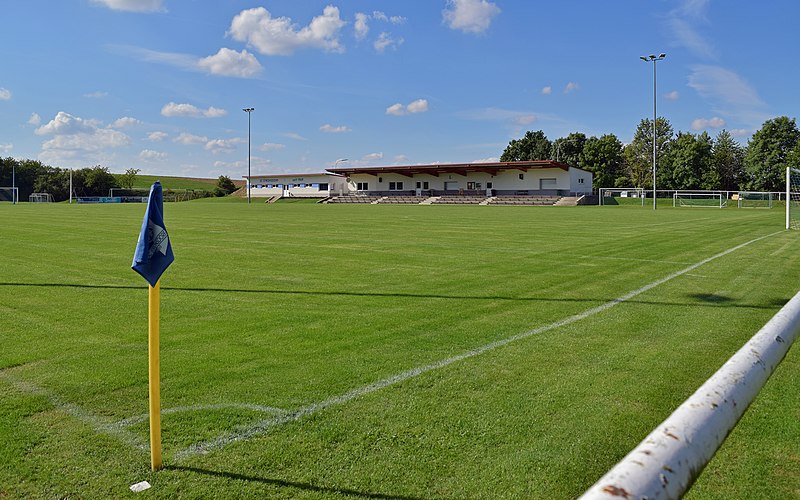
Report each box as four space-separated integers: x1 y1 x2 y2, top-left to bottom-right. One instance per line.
1 0 797 179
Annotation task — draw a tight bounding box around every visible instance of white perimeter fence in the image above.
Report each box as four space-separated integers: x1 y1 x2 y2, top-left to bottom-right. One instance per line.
581 290 800 499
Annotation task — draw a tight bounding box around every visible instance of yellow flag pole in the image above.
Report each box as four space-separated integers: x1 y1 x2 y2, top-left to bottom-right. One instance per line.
148 280 163 471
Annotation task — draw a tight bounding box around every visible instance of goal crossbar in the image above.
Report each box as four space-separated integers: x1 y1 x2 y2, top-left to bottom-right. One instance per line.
581 289 800 499
673 192 726 208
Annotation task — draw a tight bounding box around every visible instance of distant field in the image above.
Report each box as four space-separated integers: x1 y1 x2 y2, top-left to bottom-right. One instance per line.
113 174 245 191
1 203 798 498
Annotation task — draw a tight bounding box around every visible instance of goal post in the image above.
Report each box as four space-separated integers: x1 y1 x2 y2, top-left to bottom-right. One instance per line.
598 187 645 207
787 167 800 230
673 192 726 208
28 193 53 203
0 186 19 204
581 289 800 499
737 191 772 209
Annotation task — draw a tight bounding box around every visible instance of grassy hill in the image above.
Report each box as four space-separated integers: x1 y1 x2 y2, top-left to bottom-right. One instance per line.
113 174 245 191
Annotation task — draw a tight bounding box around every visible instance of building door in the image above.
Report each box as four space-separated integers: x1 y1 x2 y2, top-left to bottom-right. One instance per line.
444 181 458 192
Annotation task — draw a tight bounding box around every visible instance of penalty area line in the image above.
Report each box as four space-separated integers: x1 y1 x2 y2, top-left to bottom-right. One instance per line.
175 231 783 461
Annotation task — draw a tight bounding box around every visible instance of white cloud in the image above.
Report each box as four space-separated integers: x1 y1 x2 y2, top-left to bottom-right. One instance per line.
173 132 208 145
139 149 167 161
197 48 263 78
0 144 12 153
688 64 768 125
541 86 552 95
393 154 409 164
373 11 388 22
691 116 726 130
362 152 383 161
472 156 499 163
389 16 407 24
374 32 403 53
355 13 369 41
564 82 580 93
320 124 352 133
110 116 140 128
84 91 108 98
386 98 429 116
35 112 130 165
283 132 308 141
90 0 165 13
28 113 41 126
161 102 227 118
443 0 500 34
514 114 536 126
148 131 168 142
205 137 246 154
667 0 715 59
259 142 285 151
228 6 346 56
730 128 752 137
664 90 680 101
0 88 11 100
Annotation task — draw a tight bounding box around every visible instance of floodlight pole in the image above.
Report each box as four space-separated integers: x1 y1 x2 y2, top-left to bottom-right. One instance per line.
243 107 255 204
640 53 666 210
12 162 16 204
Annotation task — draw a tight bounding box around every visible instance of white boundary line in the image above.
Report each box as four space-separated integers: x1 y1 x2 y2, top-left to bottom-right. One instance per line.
175 231 783 461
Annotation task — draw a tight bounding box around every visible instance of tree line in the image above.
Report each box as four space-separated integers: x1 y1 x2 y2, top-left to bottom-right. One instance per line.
0 158 238 201
500 116 800 192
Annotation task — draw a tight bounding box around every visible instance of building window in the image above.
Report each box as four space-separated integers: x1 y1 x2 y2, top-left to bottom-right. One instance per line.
487 182 493 189
318 183 328 191
299 183 306 188
423 181 429 189
519 173 524 180
389 182 404 191
467 182 476 190
578 178 585 184
357 182 369 191
416 181 421 189
378 177 383 183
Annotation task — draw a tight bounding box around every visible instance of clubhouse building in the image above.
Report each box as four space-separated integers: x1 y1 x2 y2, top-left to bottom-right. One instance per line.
245 160 593 200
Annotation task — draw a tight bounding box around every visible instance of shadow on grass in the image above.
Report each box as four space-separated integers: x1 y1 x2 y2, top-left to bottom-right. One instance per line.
165 465 426 500
0 282 789 309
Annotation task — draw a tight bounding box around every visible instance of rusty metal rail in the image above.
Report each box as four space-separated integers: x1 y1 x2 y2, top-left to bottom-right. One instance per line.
581 290 800 499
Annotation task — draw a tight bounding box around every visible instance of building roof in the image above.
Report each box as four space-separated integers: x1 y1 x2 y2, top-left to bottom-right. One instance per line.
326 160 581 178
244 172 343 179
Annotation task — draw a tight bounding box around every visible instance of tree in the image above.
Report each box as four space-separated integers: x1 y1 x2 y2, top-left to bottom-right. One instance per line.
215 175 237 196
662 131 713 190
623 117 674 188
0 157 48 201
712 130 745 191
82 165 118 196
500 130 552 162
552 132 586 166
120 168 140 189
578 134 623 189
744 116 800 191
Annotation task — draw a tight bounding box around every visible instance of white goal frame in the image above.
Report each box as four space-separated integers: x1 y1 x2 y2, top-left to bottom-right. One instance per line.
0 186 19 204
787 167 800 229
673 192 726 208
28 192 53 203
737 191 772 209
598 187 645 206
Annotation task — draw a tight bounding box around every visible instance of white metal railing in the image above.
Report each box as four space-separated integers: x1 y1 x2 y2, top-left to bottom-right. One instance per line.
581 290 800 499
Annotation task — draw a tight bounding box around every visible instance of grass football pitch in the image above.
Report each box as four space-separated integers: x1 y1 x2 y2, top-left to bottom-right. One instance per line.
1 201 799 498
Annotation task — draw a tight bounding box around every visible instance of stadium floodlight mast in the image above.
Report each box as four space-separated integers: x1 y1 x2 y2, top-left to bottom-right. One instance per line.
243 107 255 204
640 53 666 210
12 161 16 204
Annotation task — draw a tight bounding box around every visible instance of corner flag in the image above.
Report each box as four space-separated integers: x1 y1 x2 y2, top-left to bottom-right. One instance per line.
131 181 174 471
132 181 174 286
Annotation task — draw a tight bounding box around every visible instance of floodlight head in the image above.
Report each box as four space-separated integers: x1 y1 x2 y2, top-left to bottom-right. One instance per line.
242 107 255 112
649 54 656 59
640 56 649 61
659 53 667 59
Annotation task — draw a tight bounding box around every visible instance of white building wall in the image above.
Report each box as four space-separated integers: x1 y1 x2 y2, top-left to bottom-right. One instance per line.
249 174 345 197
569 167 593 193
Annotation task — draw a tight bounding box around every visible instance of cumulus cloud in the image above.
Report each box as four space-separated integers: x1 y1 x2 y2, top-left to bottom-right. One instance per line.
173 132 209 145
355 12 369 41
320 124 352 133
228 6 346 56
664 90 680 101
161 102 227 118
35 111 130 165
374 32 403 53
564 82 580 93
84 91 108 98
139 149 167 161
205 137 246 153
472 156 500 163
362 152 383 161
148 131 168 142
386 98 429 116
28 113 41 126
110 116 140 128
0 144 12 153
197 48 263 78
90 0 165 13
691 116 726 130
443 0 500 34
0 88 11 100
283 132 308 141
541 86 552 95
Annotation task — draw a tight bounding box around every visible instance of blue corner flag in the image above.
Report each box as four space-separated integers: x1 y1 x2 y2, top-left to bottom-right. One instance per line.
132 182 174 286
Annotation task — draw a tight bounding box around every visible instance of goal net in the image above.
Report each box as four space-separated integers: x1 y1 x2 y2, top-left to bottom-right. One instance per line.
787 167 800 229
673 192 727 208
737 191 772 209
599 187 645 206
0 187 19 203
28 193 53 203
